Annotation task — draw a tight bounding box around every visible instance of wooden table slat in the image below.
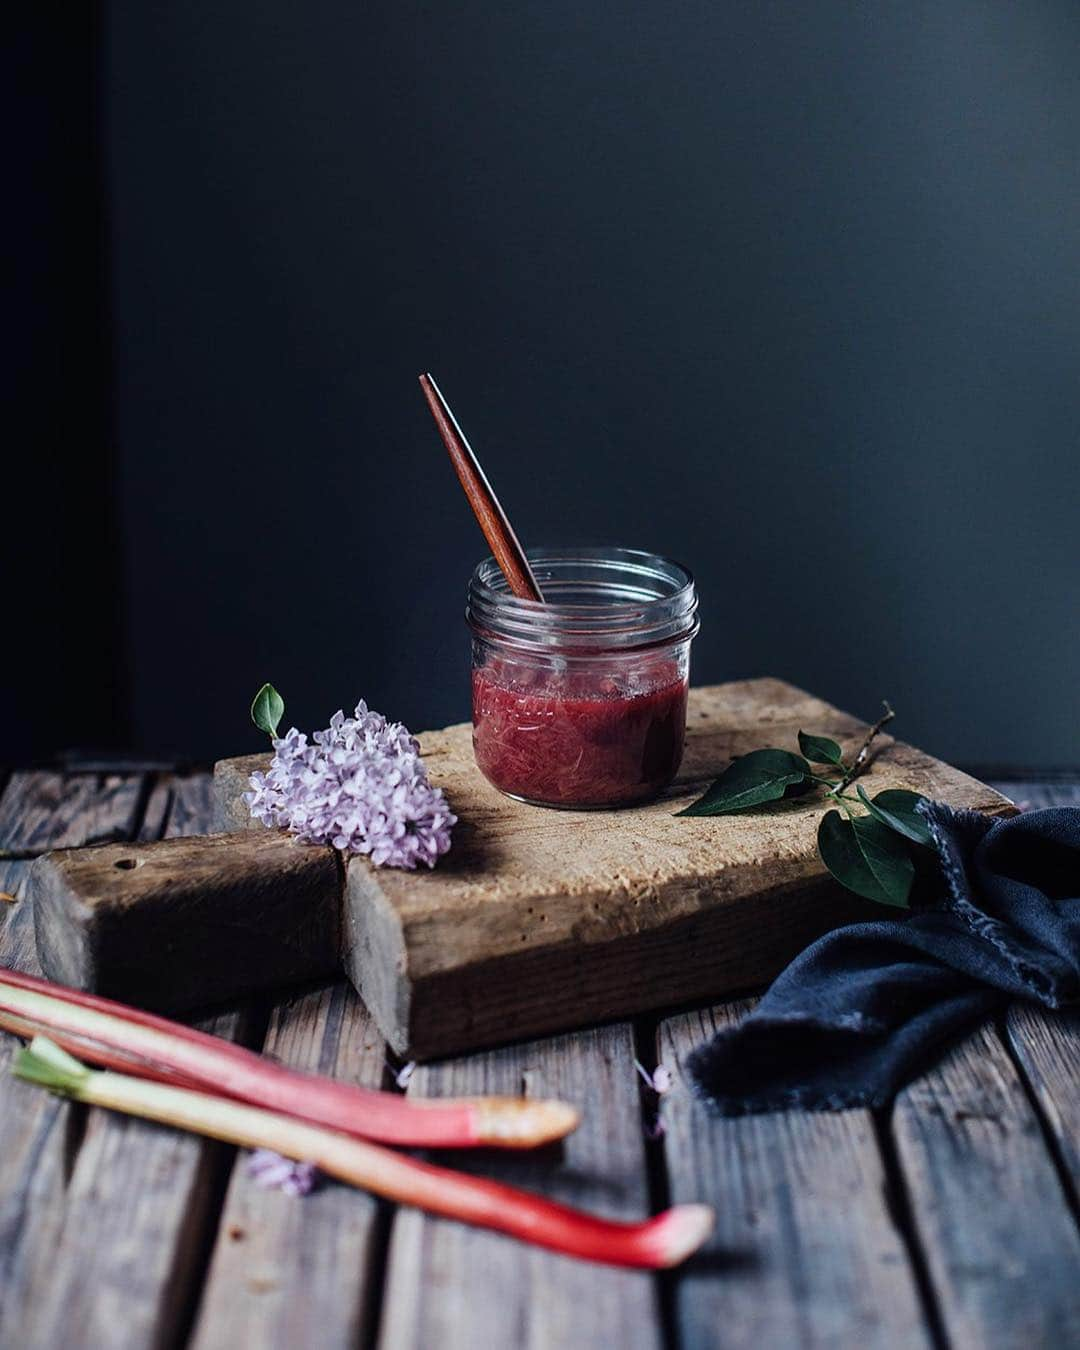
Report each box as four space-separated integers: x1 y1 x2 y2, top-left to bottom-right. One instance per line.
378 1022 663 1350
0 771 148 1346
891 1018 1080 1348
659 1002 933 1349
5 774 255 1350
0 770 145 854
189 982 389 1350
988 781 1080 811
1004 1003 1080 1205
0 769 1077 1350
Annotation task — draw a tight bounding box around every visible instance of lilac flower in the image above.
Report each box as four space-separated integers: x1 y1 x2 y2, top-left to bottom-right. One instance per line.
634 1060 672 1139
650 1064 674 1094
248 1149 319 1196
634 1059 673 1096
245 701 455 869
392 1059 416 1089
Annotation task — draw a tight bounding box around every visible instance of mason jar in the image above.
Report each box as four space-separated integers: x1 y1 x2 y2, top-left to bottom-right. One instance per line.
466 547 700 808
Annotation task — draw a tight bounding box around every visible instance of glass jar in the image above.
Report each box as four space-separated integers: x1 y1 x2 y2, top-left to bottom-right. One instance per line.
466 547 700 808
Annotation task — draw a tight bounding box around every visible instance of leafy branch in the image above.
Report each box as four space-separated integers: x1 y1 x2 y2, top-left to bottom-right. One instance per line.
676 702 933 908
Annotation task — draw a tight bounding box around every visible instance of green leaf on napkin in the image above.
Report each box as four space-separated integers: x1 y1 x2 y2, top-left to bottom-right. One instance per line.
857 786 933 847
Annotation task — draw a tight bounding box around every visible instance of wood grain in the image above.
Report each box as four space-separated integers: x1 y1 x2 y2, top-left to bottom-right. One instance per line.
1004 1003 1080 1202
335 678 1009 1056
31 829 342 1013
0 770 1074 1350
1 770 145 853
0 771 146 1347
891 1019 1080 1348
659 1003 931 1349
12 774 252 1350
993 779 1080 1206
217 680 1012 1058
377 1022 662 1350
190 983 388 1350
211 758 262 834
987 780 1080 811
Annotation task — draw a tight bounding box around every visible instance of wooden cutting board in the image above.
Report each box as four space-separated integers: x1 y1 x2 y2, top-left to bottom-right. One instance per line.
214 678 1013 1059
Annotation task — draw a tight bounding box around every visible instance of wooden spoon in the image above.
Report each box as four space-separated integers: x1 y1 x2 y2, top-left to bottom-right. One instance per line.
419 373 544 602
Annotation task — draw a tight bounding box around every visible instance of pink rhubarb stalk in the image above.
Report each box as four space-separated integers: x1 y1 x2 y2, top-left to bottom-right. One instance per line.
0 967 577 1150
16 1037 714 1269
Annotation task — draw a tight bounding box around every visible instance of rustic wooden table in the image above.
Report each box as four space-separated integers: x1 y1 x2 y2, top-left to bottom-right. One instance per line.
0 768 1078 1349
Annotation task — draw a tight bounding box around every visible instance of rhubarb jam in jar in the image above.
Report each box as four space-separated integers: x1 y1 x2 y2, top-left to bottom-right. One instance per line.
467 548 699 808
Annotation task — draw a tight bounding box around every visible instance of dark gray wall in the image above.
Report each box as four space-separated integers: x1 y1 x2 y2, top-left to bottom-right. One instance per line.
4 10 127 764
109 3 1080 767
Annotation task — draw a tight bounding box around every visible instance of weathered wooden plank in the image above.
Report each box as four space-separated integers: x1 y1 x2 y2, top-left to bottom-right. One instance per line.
31 829 341 1013
164 773 216 838
892 1019 1080 1348
987 779 1080 811
659 1003 931 1349
991 781 1080 1207
137 772 216 843
8 773 254 1350
1 771 145 855
0 771 147 1346
347 680 1011 1058
1004 1003 1080 1203
212 756 257 833
217 679 1011 1060
138 773 224 842
377 1022 662 1350
137 775 174 841
189 982 388 1350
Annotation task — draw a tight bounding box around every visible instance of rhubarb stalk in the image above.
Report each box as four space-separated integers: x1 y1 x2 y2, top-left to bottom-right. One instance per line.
0 967 577 1150
16 1038 713 1269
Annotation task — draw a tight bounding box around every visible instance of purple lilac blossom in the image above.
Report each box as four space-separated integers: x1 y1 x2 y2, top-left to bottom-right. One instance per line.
244 701 456 869
247 1148 319 1196
634 1059 673 1095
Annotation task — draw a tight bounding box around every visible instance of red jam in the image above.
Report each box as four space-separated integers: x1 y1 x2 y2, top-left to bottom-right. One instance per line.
471 658 689 807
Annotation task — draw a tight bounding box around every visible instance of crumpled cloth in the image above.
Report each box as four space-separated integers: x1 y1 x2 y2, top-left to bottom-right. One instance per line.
687 803 1080 1113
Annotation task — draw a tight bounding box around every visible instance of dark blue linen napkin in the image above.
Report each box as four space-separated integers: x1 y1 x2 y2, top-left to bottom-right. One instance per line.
687 803 1080 1113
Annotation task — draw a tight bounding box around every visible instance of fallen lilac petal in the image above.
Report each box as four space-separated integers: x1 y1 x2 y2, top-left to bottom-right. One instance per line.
634 1058 672 1095
651 1065 674 1095
248 1148 319 1196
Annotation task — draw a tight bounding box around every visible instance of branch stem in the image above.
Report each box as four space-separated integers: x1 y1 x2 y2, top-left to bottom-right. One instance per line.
837 701 895 791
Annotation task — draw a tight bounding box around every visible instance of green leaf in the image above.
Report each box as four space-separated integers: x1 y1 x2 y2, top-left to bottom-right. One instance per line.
797 730 844 766
251 683 285 739
676 749 812 816
817 809 915 907
856 787 933 847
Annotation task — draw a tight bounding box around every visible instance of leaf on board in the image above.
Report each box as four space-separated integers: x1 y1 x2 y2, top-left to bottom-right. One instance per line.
676 749 812 817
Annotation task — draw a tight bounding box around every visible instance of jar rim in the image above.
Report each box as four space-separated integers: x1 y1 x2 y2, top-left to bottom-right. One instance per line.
466 546 700 653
